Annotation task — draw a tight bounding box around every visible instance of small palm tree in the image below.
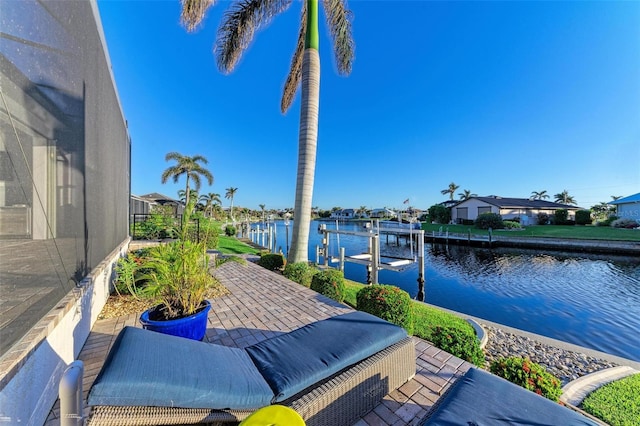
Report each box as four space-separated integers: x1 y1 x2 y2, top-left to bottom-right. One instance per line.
179 0 355 264
358 205 368 218
458 189 476 200
554 190 577 205
259 203 266 223
161 152 213 212
531 190 549 200
441 182 460 201
200 192 221 217
225 187 238 221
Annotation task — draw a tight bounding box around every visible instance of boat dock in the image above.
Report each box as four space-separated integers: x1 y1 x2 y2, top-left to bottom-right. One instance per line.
426 231 640 255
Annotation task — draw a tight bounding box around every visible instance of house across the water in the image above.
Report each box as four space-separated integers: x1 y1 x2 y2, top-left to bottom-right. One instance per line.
609 193 640 223
451 196 581 225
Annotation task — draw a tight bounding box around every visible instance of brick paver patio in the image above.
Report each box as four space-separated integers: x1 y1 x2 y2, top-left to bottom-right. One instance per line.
46 258 472 425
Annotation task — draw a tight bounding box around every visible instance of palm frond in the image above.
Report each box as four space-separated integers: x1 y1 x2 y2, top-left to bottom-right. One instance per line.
165 151 183 161
322 0 354 75
280 3 306 113
190 174 202 192
191 155 209 164
180 0 216 32
215 0 292 73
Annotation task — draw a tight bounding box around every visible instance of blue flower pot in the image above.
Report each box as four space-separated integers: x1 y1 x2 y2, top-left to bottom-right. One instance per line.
139 300 211 341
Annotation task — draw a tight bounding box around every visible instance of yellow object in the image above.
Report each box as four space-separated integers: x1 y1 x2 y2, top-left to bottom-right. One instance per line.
239 405 305 426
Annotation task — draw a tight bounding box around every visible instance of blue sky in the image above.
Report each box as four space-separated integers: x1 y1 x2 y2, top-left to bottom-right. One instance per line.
97 0 639 212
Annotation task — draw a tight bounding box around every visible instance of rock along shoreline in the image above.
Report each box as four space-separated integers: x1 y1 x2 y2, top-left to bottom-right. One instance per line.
482 324 619 386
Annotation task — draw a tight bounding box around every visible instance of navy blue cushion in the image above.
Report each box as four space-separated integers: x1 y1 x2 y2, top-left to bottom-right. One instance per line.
87 327 273 409
422 367 600 425
246 311 408 402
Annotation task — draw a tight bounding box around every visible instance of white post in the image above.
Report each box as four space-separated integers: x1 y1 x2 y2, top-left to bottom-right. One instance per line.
371 234 379 285
339 247 345 272
59 360 84 426
320 224 329 267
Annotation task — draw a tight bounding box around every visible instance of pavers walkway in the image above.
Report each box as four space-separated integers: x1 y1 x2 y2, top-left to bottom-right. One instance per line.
46 259 473 425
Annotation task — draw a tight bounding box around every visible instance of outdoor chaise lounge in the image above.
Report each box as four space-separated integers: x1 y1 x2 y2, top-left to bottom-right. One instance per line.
421 367 602 426
86 311 416 426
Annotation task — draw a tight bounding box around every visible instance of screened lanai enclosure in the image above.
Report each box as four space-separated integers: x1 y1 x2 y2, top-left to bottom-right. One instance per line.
0 0 130 357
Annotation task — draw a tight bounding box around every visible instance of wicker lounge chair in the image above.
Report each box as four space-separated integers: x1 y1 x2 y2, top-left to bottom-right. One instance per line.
86 311 416 426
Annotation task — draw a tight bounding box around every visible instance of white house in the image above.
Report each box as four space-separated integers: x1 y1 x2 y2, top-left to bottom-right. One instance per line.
370 208 396 218
610 193 640 222
451 196 581 225
330 208 356 219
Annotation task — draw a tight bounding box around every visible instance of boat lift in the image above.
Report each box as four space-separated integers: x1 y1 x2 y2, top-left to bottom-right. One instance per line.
316 223 426 300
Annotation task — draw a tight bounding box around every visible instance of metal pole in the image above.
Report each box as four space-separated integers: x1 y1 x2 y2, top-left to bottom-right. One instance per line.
339 247 345 272
417 230 425 302
59 360 84 426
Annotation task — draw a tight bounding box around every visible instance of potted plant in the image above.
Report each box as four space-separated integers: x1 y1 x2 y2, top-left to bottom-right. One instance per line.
137 238 215 340
116 196 221 340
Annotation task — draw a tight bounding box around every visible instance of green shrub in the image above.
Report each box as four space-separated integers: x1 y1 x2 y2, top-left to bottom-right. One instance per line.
596 215 618 226
257 253 286 271
356 284 414 334
475 213 504 230
135 211 179 240
503 220 522 229
554 209 569 225
537 212 550 225
310 269 346 303
429 325 484 367
113 249 154 296
611 218 639 229
283 262 317 287
575 210 592 225
114 253 141 296
224 225 237 237
490 357 562 401
428 204 451 224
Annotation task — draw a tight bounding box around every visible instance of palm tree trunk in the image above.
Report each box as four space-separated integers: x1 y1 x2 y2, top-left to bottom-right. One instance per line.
288 48 320 264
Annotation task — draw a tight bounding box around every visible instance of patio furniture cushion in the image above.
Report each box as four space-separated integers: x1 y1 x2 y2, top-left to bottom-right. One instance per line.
245 311 408 402
87 326 274 410
422 367 600 425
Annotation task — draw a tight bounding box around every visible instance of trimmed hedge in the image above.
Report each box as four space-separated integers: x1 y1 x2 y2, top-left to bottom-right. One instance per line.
224 225 237 236
356 284 414 334
429 325 484 367
475 213 504 230
575 210 592 225
257 253 286 271
283 262 317 287
310 269 346 303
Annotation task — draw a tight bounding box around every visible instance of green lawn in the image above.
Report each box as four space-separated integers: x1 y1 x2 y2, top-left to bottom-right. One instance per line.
216 235 262 255
581 373 640 426
422 223 639 241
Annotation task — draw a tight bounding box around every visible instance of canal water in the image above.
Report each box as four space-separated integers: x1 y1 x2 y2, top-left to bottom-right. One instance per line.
254 219 640 362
